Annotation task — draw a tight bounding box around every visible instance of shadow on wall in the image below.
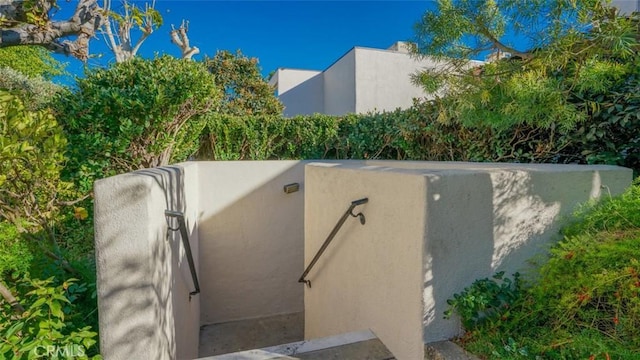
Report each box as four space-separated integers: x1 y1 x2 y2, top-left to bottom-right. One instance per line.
423 169 609 342
423 172 495 341
137 165 201 359
280 73 324 117
196 162 306 326
96 165 199 360
95 177 174 359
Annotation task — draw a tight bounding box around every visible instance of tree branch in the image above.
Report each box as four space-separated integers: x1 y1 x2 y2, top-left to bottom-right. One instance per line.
0 280 24 315
476 22 534 60
0 0 102 60
170 20 199 60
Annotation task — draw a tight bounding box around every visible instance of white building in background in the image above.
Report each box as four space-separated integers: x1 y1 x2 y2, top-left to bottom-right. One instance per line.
611 0 639 14
269 42 483 117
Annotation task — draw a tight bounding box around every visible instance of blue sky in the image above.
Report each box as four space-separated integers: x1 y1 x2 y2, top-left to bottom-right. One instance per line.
55 1 436 82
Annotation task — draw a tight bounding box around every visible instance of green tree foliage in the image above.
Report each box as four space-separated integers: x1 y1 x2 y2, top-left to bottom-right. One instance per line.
412 0 639 129
0 90 99 358
204 50 283 116
568 60 640 170
0 221 32 277
0 67 62 111
197 50 283 159
0 277 101 359
56 56 221 191
0 46 65 79
0 90 68 231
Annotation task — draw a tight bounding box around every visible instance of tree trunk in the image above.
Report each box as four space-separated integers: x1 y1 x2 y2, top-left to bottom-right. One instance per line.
0 280 24 315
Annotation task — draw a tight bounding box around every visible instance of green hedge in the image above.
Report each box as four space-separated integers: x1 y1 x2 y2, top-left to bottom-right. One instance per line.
198 96 639 175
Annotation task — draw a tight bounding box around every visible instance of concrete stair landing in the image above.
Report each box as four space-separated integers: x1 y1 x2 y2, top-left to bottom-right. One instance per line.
197 313 479 360
198 329 394 360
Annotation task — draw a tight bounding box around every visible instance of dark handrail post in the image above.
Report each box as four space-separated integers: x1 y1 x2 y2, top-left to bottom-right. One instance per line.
165 210 200 297
298 198 368 288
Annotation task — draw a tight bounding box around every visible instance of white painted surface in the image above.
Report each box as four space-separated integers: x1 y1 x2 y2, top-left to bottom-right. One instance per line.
323 49 356 115
303 161 632 359
197 161 306 324
272 42 484 116
271 69 324 117
95 160 632 360
611 0 639 14
94 163 200 360
354 47 436 113
304 163 427 360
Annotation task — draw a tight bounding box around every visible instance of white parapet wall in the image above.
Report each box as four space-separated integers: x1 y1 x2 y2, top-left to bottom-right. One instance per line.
94 163 201 360
94 161 310 359
95 160 632 360
303 161 632 360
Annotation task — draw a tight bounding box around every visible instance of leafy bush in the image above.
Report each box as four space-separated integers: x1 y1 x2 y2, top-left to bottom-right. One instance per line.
198 101 578 167
204 50 283 116
0 277 101 359
568 59 640 172
0 87 99 358
0 90 69 230
56 56 221 191
0 67 63 111
200 113 342 160
0 222 33 277
0 46 65 80
444 272 521 331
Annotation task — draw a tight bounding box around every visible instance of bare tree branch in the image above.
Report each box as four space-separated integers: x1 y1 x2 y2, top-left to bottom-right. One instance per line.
170 20 199 60
98 0 160 62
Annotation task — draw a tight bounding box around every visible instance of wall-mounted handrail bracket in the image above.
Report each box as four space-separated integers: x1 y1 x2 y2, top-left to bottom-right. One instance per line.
298 197 368 288
165 210 200 298
349 208 366 225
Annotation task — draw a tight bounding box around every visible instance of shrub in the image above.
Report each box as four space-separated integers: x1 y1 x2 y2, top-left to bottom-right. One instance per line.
0 90 69 231
56 56 221 191
444 272 521 331
0 46 65 80
0 277 101 359
197 102 577 167
0 67 62 111
0 222 32 277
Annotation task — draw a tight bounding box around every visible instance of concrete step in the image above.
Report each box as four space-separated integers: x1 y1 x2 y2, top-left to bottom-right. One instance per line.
197 329 395 360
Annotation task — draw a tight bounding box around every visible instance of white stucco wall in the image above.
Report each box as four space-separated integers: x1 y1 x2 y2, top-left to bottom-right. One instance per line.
95 160 632 360
323 49 356 115
274 43 485 117
303 161 632 360
418 163 631 343
271 69 324 117
197 161 306 324
611 0 639 14
95 163 200 360
353 47 437 113
304 163 427 360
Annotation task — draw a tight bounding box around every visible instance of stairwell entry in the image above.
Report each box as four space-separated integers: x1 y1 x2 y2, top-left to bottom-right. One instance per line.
94 160 632 360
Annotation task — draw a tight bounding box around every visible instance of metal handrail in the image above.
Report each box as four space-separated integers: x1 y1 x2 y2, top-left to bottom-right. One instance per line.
165 210 200 296
298 198 368 288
